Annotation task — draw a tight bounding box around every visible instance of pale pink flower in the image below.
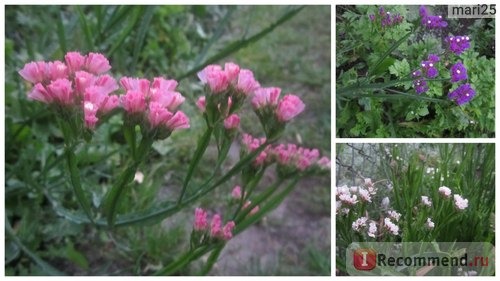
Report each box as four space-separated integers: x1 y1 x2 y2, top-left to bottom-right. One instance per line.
221 221 236 240
101 95 119 113
317 156 331 169
19 61 48 84
231 185 242 199
438 186 452 198
364 178 374 188
196 96 206 112
251 87 281 109
120 77 150 95
151 91 185 112
85 52 111 74
387 210 401 222
358 187 372 202
368 221 377 238
384 218 399 235
242 201 259 215
241 134 271 166
224 62 240 82
454 194 468 210
48 61 68 81
147 102 173 128
426 217 435 229
122 91 146 113
352 216 368 232
224 114 240 129
339 193 358 205
236 69 260 95
64 51 85 73
165 111 190 130
210 214 222 237
194 208 208 231
421 195 432 207
46 78 74 105
94 74 119 95
133 171 144 184
197 64 229 93
276 94 305 122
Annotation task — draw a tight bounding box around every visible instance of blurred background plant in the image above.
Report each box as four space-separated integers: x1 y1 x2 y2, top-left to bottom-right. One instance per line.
335 143 495 275
336 5 495 137
5 5 331 276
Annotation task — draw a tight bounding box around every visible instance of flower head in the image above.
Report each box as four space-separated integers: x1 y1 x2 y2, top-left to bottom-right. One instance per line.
224 113 240 129
426 217 435 229
368 221 377 238
196 96 206 112
384 218 399 235
448 84 476 105
276 94 305 122
210 214 222 237
413 78 428 94
352 216 368 232
438 186 452 198
231 185 242 199
450 62 468 82
194 208 209 231
421 195 432 207
221 221 236 240
387 210 401 222
446 35 471 55
454 194 469 210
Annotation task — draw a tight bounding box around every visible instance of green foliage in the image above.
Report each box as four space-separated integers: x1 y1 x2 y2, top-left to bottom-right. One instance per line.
336 5 495 137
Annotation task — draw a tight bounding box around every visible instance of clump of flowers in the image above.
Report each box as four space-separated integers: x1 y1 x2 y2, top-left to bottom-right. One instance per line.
192 208 235 242
18 52 120 130
419 5 448 29
368 6 404 27
446 35 471 55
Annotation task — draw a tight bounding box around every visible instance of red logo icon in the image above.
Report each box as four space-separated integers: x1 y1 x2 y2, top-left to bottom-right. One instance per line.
353 248 377 270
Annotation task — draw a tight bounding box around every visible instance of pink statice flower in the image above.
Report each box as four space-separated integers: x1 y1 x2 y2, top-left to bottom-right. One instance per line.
165 111 190 131
147 102 173 128
150 77 185 111
83 101 99 129
276 94 305 122
46 78 74 105
197 65 229 93
122 91 147 113
120 77 151 95
194 208 209 231
210 214 222 237
196 96 206 112
243 201 259 215
224 114 240 129
236 69 260 95
19 61 48 84
421 195 432 207
317 156 331 170
64 51 86 73
85 52 111 74
454 194 468 210
438 186 452 198
231 185 242 199
241 133 271 166
221 221 236 240
48 61 68 81
252 87 281 109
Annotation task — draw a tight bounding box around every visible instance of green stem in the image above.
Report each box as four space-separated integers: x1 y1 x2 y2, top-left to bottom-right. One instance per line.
65 146 95 224
198 244 225 276
178 127 214 204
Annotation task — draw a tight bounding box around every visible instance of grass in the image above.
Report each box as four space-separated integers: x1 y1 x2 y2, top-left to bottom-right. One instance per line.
5 5 331 276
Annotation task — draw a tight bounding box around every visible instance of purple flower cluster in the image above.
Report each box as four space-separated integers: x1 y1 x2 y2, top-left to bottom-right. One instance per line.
446 35 471 55
369 6 404 28
419 5 447 29
448 84 476 105
450 62 467 82
411 54 440 94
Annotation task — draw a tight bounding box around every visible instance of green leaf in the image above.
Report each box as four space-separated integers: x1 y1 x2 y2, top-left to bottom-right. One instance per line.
66 242 89 270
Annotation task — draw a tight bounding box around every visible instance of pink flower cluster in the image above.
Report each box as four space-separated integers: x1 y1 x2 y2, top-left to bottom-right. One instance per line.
252 87 305 122
241 134 331 171
19 52 119 129
120 77 190 132
193 208 235 241
197 62 260 95
231 186 259 215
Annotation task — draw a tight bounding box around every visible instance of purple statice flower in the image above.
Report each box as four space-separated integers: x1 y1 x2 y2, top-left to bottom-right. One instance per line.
372 6 404 27
428 54 440 63
446 35 471 55
412 70 422 78
448 84 476 105
419 5 428 17
392 14 403 25
450 62 468 82
421 60 438 78
379 6 385 16
419 5 447 29
413 78 429 94
369 14 375 21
